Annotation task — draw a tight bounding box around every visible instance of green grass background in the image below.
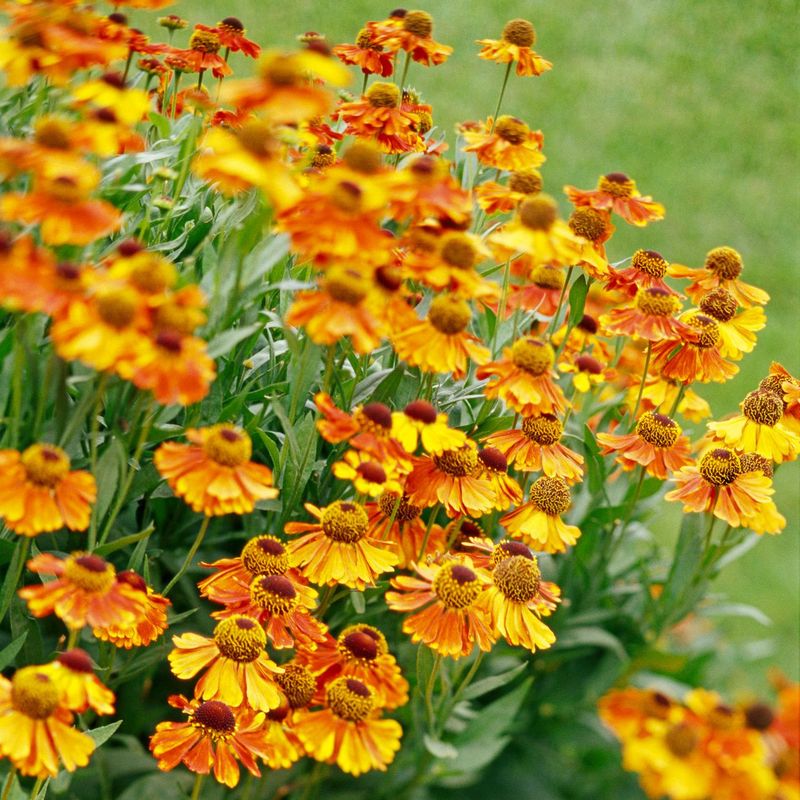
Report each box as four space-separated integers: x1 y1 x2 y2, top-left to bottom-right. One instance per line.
134 1 799 692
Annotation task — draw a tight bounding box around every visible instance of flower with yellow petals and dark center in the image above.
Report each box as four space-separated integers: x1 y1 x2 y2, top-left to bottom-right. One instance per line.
529 476 571 515
354 402 393 435
321 501 369 543
574 355 603 376
250 574 298 615
495 115 530 145
356 461 387 485
478 446 508 474
434 444 478 477
311 145 335 170
428 294 472 335
190 29 221 54
63 553 116 593
522 414 563 446
337 624 389 662
568 207 609 242
48 176 84 203
440 232 479 270
699 287 738 322
240 535 290 576
631 249 668 278
403 10 434 37
598 172 635 198
191 700 236 739
530 264 564 290
20 444 70 487
275 663 316 709
493 554 541 603
665 723 698 758
202 425 252 467
11 668 60 719
432 562 482 609
126 254 177 294
378 491 422 522
636 412 681 448
404 399 437 424
518 194 558 230
34 116 71 150
508 169 542 195
744 703 775 731
327 677 374 722
159 15 188 31
356 27 382 50
489 540 534 568
699 448 742 486
742 390 783 426
511 337 554 375
366 81 400 108
739 452 773 478
213 616 265 662
330 180 364 213
95 287 138 329
704 246 743 280
342 141 383 174
325 268 370 305
682 312 720 348
236 119 278 157
635 287 681 317
502 18 536 47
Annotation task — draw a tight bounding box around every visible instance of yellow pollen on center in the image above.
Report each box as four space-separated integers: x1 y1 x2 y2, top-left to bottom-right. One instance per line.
356 27 381 50
568 207 608 242
683 313 720 348
493 554 541 603
598 172 635 197
327 677 374 721
631 249 668 278
739 452 773 478
250 574 297 615
522 414 563 445
202 425 252 467
635 287 681 317
432 562 482 609
325 268 370 305
508 169 542 195
699 287 738 322
704 246 743 280
742 390 783 427
241 535 289 576
439 232 479 270
96 287 139 329
495 115 529 145
511 337 554 375
321 501 369 543
433 444 478 477
11 668 60 719
275 663 316 709
189 29 221 53
529 476 571 516
213 615 265 662
366 81 400 108
20 443 70 487
64 553 115 593
378 491 422 522
636 411 680 447
699 448 741 486
428 294 472 335
530 264 564 290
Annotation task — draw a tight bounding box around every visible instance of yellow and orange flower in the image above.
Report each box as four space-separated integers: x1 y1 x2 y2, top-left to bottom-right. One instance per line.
333 28 394 77
332 450 404 497
0 444 96 536
367 10 452 66
601 287 689 343
154 425 278 516
71 72 151 125
391 400 467 455
763 363 800 436
197 18 260 59
42 649 115 716
389 155 473 225
477 18 552 77
604 249 675 297
632 374 712 423
499 262 565 318
696 287 765 360
461 115 546 171
565 172 665 227
475 169 543 215
474 447 523 511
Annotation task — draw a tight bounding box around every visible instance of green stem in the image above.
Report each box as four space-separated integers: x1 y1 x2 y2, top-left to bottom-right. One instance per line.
490 62 513 132
630 341 653 423
437 650 483 735
299 762 325 800
417 508 439 562
28 776 44 800
32 351 57 440
163 515 211 596
1 766 16 800
170 71 182 119
398 51 411 90
321 345 336 396
424 652 442 729
667 383 688 418
0 537 30 625
190 773 204 800
9 316 28 448
66 627 79 650
547 266 574 339
490 259 512 356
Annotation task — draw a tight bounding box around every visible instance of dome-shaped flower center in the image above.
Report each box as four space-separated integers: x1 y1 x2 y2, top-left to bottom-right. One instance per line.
643 691 673 719
48 175 86 203
631 249 668 278
321 501 369 543
404 400 437 424
575 355 603 375
568 207 609 242
742 390 783 426
35 115 72 150
339 624 388 659
275 663 316 709
699 287 738 322
518 194 557 230
432 562 482 609
636 411 681 447
343 140 383 174
189 29 221 53
511 337 554 375
502 18 535 47
578 314 599 334
758 375 788 402
64 553 115 593
440 232 479 270
433 444 478 477
508 169 542 195
11 668 60 719
329 180 364 213
154 300 205 336
213 615 265 662
529 476 571 515
428 294 472 335
241 535 289 576
664 723 699 758
367 81 400 108
327 677 374 721
192 700 236 734
682 312 720 348
493 554 541 603
598 172 635 197
530 264 564 290
635 287 681 317
375 264 403 292
326 268 370 305
699 448 741 486
96 287 138 329
704 246 743 280
495 115 529 145
265 704 290 722
116 570 147 593
236 119 277 157
20 443 70 487
356 461 387 485
356 27 381 50
57 648 95 674
127 253 177 294
203 425 252 466
220 16 244 31
738 452 773 478
478 447 508 473
744 703 775 731
250 574 297 615
377 491 422 522
155 330 182 354
490 540 533 568
403 10 433 37
521 413 563 445
55 261 83 290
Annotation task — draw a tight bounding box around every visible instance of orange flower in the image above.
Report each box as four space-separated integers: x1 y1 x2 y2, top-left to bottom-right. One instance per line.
0 444 96 536
597 412 693 479
71 72 151 125
42 649 115 716
564 171 665 226
601 287 689 341
668 246 769 308
19 552 150 633
474 447 523 511
332 450 404 497
477 337 568 417
697 287 765 360
475 169 543 215
150 696 272 788
391 294 490 380
501 476 581 553
367 10 452 66
197 19 260 59
285 501 399 590
566 206 616 280
0 666 95 778
461 115 546 171
391 400 467 455
484 414 584 483
631 374 712 423
477 18 552 77
763 363 800 437
171 28 232 78
498 262 566 318
154 425 278 516
333 28 394 76
386 558 495 659
603 248 675 297
293 677 403 775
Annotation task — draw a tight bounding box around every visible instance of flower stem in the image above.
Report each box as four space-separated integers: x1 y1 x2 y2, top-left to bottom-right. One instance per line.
397 51 411 90
9 315 28 448
490 62 513 132
630 341 652 423
1 765 16 800
66 627 79 650
425 652 442 728
164 515 211 596
190 773 204 800
28 777 44 800
547 266 574 339
490 259 512 356
417 507 439 562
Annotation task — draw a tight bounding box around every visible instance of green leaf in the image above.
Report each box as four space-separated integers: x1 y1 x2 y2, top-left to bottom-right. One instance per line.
463 661 528 701
349 591 366 614
415 644 436 693
424 733 458 759
567 274 590 328
94 436 127 523
88 720 123 747
703 602 772 626
207 323 262 359
582 424 606 495
0 630 27 670
147 111 171 140
557 626 629 662
95 524 155 557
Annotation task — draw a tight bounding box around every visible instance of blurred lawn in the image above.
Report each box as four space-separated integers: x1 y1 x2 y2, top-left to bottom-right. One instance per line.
135 1 799 689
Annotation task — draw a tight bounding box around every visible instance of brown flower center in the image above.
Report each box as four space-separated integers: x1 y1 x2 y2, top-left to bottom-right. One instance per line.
404 400 437 424
321 501 369 543
213 615 265 662
598 172 635 197
57 648 95 673
522 413 562 445
432 562 482 609
495 115 529 145
493 554 541 603
11 668 60 719
377 491 422 522
327 677 374 721
636 411 681 447
664 723 698 758
241 535 289 576
338 624 388 660
490 540 533 568
440 232 479 270
325 268 369 305
518 194 557 230
275 663 316 709
367 81 400 108
428 294 472 335
742 390 783 426
434 444 478 477
126 253 177 294
530 264 564 290
34 116 72 150
356 461 387 485
20 443 70 487
699 448 741 486
529 476 571 515
502 18 535 47
478 446 508 473
250 574 297 615
329 180 364 213
631 249 668 278
192 700 236 734
738 452 773 478
568 207 609 242
342 141 383 174
189 29 221 53
96 287 138 329
203 425 252 466
508 169 542 195
402 10 434 37
704 246 742 280
64 553 115 593
699 287 738 322
634 287 680 317
511 337 554 375
682 312 720 348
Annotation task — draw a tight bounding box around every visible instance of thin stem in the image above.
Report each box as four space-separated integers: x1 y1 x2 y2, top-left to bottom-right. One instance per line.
170 71 182 119
66 627 79 650
547 266 574 339
190 773 204 800
437 650 484 735
163 515 211 596
0 763 15 800
0 537 30 625
122 49 134 83
9 316 28 448
397 51 411 90
702 504 718 553
630 341 653 423
490 259 512 356
667 383 688 418
32 351 57 440
424 652 442 729
361 70 369 95
321 345 336 396
417 507 439 562
490 62 513 131
28 777 44 800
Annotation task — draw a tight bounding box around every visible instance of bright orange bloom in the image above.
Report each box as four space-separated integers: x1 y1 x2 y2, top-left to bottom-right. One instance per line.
477 337 568 417
565 172 665 226
154 425 277 516
19 552 150 633
697 287 765 360
0 444 96 536
601 283 685 340
763 363 800 437
293 677 403 776
484 414 584 483
150 696 272 788
0 666 95 778
285 501 399 590
599 686 679 741
367 10 452 66
501 476 581 553
632 374 712 423
42 649 115 716
474 447 523 511
197 19 260 59
333 28 394 76
461 116 546 171
604 248 675 297
475 169 543 215
386 558 495 659
256 704 305 768
597 412 693 480
391 400 467 455
71 73 151 125
498 262 566 318
477 18 552 77
668 246 769 308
